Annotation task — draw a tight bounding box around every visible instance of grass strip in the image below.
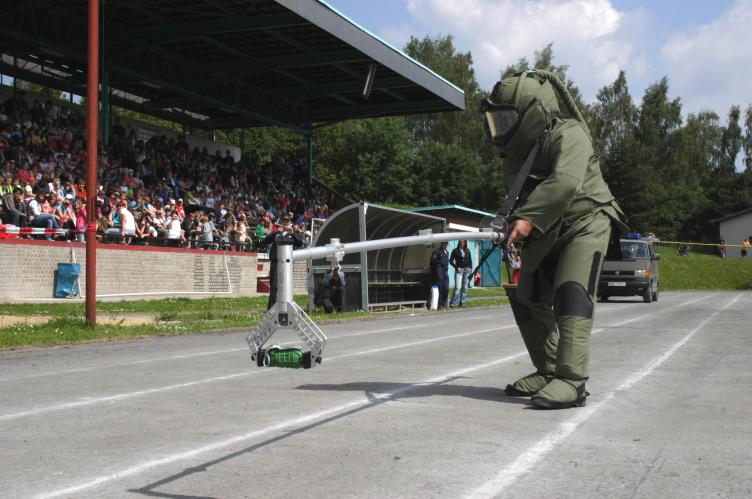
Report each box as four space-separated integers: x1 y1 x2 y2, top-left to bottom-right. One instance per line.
656 247 752 290
0 288 506 318
0 297 507 349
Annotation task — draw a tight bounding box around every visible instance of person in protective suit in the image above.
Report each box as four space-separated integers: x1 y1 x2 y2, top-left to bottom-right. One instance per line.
481 70 628 409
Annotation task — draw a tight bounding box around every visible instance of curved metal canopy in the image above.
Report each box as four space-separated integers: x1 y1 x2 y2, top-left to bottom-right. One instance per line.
310 202 445 310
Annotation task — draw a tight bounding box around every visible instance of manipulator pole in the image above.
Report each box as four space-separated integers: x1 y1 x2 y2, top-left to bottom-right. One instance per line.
246 230 505 369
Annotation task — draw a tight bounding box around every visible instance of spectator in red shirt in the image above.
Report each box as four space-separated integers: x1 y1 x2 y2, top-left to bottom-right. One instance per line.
174 198 185 219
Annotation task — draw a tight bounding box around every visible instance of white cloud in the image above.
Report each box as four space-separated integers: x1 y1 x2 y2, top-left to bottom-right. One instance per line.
379 24 422 50
371 0 748 117
403 0 638 100
661 0 752 115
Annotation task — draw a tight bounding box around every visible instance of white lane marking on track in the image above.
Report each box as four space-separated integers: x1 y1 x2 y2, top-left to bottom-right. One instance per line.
0 326 510 422
464 292 740 499
0 310 510 383
0 348 250 382
33 350 529 499
1 291 660 383
602 293 711 329
29 293 719 498
2 291 671 383
0 293 709 421
327 325 517 361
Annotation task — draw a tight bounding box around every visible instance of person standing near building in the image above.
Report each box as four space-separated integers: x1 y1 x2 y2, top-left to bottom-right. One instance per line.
742 238 750 258
449 240 473 308
481 70 628 409
430 241 450 310
321 265 346 313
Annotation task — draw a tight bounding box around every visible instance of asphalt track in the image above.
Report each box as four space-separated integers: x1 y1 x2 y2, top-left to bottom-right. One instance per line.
1 291 751 499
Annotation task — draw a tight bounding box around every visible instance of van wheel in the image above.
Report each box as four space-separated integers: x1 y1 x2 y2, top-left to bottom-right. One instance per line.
652 286 658 302
643 284 653 303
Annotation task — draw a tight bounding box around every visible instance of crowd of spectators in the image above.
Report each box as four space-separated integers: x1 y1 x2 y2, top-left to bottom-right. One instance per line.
0 91 338 251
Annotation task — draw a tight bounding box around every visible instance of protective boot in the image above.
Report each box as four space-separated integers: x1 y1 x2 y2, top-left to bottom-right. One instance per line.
530 378 588 409
505 271 559 396
508 293 559 371
528 281 596 408
524 211 610 408
505 371 553 396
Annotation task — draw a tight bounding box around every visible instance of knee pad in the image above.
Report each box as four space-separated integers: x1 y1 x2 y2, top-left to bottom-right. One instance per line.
554 282 593 319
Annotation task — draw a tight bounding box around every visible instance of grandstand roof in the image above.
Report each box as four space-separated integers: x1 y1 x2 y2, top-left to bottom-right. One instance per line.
0 0 465 132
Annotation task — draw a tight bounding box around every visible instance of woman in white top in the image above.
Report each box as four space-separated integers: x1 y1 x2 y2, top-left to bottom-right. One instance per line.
165 210 184 246
105 200 136 242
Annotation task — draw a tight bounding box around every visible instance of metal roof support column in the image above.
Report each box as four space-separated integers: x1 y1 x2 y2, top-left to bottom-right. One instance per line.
306 131 314 186
358 203 369 311
85 0 99 326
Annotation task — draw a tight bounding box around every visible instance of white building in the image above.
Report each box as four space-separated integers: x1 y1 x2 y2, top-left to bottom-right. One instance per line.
718 208 752 258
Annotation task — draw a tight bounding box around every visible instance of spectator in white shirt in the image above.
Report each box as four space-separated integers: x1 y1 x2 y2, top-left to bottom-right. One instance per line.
105 200 136 242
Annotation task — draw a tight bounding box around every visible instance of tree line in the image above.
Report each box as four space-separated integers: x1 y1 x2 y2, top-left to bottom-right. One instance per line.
235 37 752 242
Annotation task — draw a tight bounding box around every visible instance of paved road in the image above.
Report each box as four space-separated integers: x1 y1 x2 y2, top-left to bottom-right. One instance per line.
2 292 751 499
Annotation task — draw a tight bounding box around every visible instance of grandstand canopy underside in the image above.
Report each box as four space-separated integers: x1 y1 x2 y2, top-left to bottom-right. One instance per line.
0 0 465 132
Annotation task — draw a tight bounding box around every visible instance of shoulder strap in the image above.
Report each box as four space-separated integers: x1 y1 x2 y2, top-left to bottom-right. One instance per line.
498 132 547 220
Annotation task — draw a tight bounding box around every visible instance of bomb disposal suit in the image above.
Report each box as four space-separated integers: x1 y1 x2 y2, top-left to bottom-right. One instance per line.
482 70 628 409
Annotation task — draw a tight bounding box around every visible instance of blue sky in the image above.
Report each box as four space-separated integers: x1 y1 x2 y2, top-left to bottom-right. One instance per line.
324 0 750 118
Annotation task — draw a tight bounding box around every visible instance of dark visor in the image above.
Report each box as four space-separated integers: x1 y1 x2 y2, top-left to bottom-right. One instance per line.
480 99 520 140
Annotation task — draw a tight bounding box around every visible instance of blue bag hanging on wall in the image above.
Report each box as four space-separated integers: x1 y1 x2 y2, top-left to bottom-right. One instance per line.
55 263 81 298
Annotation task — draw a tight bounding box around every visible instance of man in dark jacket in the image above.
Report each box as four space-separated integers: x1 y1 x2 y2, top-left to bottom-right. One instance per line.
261 217 305 311
1 187 29 227
430 241 450 309
321 265 346 313
449 240 473 308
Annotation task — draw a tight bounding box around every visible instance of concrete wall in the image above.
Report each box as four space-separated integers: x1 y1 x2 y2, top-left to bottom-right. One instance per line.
0 240 308 302
720 211 752 258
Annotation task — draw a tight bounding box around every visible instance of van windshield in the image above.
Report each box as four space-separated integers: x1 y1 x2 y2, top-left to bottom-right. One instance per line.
620 241 649 259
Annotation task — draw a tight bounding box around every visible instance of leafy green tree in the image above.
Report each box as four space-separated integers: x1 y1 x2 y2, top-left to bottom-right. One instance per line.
703 106 748 233
315 117 415 204
589 72 643 232
740 105 752 207
501 43 589 121
403 35 485 149
411 140 485 206
589 71 637 161
231 127 303 165
403 34 504 211
625 78 684 236
743 104 752 172
719 105 742 173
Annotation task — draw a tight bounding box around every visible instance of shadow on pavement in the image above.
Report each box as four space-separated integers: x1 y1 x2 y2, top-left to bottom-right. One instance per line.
127 377 528 498
296 378 530 405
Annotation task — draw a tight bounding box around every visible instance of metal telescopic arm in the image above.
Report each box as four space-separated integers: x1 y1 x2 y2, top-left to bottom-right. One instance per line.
292 229 504 262
246 229 505 368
